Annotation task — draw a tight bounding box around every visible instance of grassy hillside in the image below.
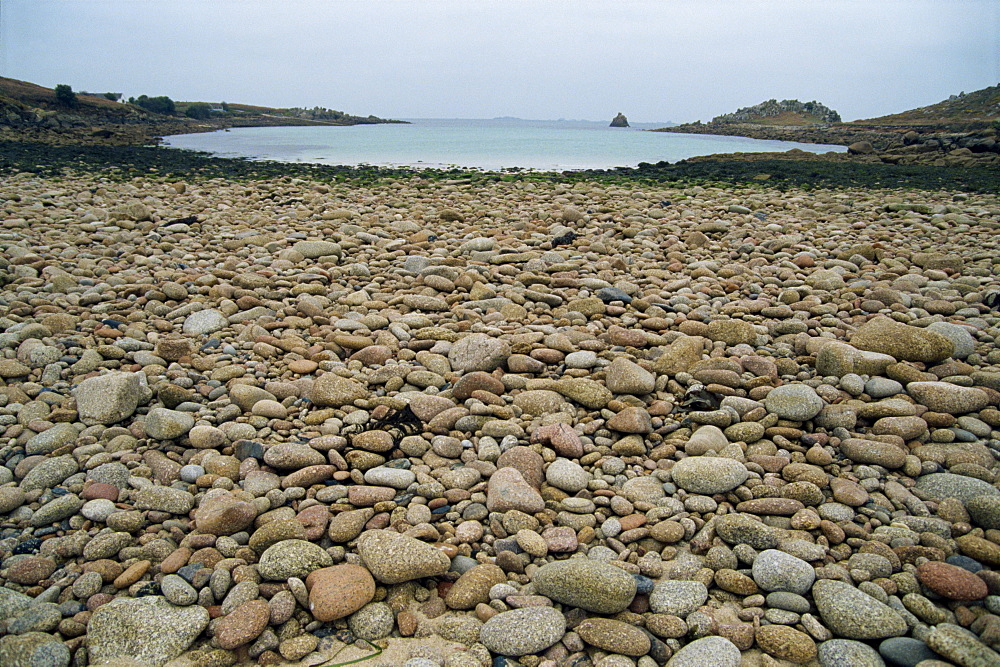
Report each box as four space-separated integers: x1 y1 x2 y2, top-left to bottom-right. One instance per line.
851 85 1000 129
0 76 403 145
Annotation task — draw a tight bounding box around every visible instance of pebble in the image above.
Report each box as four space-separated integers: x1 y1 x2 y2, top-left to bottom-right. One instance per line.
812 579 908 639
916 560 989 600
670 456 748 494
356 529 451 583
305 564 375 621
575 617 651 656
533 559 637 613
879 636 936 666
214 599 270 649
256 539 332 579
818 639 886 667
649 580 709 617
752 549 816 594
756 624 817 663
87 596 209 665
479 606 566 656
666 635 742 667
2 172 1000 667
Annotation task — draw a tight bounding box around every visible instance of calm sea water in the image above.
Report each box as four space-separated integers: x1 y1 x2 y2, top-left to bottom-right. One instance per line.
162 118 846 171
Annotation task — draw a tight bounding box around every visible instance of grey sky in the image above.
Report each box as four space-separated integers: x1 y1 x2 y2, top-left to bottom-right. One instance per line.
2 0 997 123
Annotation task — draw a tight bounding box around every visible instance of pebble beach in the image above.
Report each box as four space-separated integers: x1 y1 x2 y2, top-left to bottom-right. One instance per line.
1 168 1000 667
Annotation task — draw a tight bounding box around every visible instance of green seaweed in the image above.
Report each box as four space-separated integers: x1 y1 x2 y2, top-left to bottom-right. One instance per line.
1 140 998 192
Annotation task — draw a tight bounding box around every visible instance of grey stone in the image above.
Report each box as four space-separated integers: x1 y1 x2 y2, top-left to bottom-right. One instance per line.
257 539 332 580
87 596 209 666
926 623 1000 667
292 240 342 260
6 603 61 634
545 458 591 493
19 455 78 491
752 549 816 594
818 639 886 667
533 559 637 614
907 381 990 414
915 473 1000 503
878 637 935 667
347 602 395 641
764 384 825 421
161 574 198 606
479 606 566 657
182 309 228 336
670 456 748 494
25 423 78 456
356 530 450 584
134 486 195 514
0 632 71 667
715 512 782 550
649 580 708 617
967 496 1000 530
0 587 33 620
666 636 741 667
73 372 147 425
448 333 511 372
812 579 907 639
30 494 84 527
927 321 977 359
143 407 195 440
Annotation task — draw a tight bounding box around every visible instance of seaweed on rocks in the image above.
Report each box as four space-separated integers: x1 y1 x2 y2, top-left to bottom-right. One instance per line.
2 140 999 192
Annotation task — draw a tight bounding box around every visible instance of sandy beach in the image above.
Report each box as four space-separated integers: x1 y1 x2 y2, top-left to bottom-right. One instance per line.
1 167 1000 667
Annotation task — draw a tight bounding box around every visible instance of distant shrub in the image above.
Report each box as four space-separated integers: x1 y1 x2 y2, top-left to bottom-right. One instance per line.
54 84 77 107
130 95 176 115
184 102 213 120
102 92 122 102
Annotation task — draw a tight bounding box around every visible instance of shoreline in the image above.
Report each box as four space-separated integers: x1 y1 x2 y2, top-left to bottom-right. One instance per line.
2 139 999 193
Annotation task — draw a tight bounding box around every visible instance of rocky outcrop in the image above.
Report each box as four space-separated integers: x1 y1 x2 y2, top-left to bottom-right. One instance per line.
610 112 629 128
711 99 841 124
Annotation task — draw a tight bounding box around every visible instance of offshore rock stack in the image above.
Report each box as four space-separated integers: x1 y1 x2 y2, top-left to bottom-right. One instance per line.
0 172 999 666
610 113 630 128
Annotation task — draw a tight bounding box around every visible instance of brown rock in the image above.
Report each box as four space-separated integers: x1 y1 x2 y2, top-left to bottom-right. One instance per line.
6 556 56 585
81 482 119 501
215 599 270 649
755 624 817 663
715 569 759 596
306 564 376 621
486 467 545 514
530 423 583 458
606 406 653 434
445 564 506 610
453 371 506 401
496 446 544 488
830 477 869 506
916 561 988 601
327 508 374 542
296 505 331 541
575 618 651 656
735 498 804 516
194 489 257 536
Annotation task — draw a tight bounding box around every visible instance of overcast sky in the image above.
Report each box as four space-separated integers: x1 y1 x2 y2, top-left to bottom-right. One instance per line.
2 0 997 123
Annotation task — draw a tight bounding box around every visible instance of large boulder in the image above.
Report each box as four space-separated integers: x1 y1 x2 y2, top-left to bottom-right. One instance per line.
850 316 953 363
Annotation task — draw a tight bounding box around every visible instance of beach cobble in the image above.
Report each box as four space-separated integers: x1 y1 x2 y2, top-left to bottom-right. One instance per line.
0 173 999 665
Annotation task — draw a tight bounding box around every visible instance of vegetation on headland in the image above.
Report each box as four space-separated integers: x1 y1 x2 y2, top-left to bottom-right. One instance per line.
1 75 998 188
658 86 1000 157
0 76 406 147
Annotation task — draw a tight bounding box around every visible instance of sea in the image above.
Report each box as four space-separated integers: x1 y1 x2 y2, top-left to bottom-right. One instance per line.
162 117 846 171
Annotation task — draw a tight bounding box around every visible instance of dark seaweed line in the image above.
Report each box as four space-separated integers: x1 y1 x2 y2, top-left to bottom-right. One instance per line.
1 141 998 192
